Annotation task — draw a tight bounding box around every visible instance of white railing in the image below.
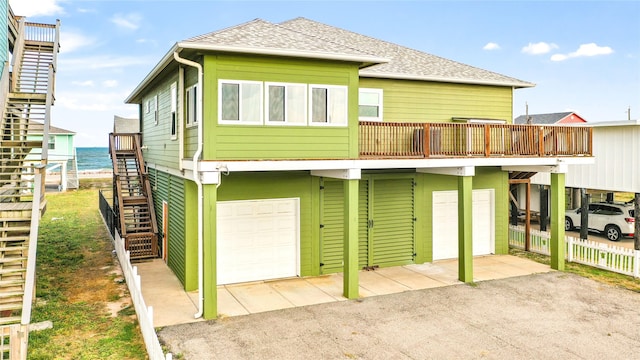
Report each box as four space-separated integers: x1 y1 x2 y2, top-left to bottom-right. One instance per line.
111 229 172 360
509 225 640 278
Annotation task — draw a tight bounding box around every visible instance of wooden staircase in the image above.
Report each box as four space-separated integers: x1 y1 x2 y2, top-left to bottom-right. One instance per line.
109 133 158 260
0 15 59 335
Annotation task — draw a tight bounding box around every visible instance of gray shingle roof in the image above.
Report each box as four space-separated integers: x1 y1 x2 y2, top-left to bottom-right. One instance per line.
182 19 384 63
279 18 533 88
28 120 75 135
513 112 573 125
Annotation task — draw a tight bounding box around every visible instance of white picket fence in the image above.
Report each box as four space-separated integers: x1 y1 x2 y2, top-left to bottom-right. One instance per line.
509 225 640 278
113 231 172 360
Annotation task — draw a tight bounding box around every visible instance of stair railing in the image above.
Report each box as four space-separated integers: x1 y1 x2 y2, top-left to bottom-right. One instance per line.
10 18 25 93
133 135 158 236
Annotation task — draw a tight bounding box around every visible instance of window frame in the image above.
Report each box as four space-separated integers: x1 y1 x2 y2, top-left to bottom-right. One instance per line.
308 84 348 127
153 94 159 125
358 88 383 122
218 79 263 125
185 84 198 128
264 82 307 126
170 82 178 140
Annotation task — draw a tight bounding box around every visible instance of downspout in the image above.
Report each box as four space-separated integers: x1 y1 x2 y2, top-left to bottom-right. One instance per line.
173 51 204 318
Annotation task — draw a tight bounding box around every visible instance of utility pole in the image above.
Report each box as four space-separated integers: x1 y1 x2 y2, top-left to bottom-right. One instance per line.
526 102 531 124
628 106 631 121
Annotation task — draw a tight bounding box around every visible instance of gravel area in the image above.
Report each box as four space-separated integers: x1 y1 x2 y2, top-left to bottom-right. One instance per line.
159 272 640 359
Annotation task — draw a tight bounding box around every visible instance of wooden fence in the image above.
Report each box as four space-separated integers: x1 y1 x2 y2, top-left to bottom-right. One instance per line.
509 225 640 278
99 195 172 360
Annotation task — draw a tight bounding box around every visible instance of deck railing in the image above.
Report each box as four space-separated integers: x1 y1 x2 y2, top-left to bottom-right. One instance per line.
359 121 592 158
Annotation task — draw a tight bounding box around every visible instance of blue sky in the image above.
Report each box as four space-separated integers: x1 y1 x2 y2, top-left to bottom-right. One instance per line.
10 0 640 147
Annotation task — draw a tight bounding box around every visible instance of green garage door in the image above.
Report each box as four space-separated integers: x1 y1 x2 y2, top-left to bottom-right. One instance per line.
320 177 414 273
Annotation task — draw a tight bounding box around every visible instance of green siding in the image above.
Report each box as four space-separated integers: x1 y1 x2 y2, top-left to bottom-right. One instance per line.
140 70 181 169
149 168 188 286
168 176 186 286
216 172 319 277
201 54 360 160
359 78 514 124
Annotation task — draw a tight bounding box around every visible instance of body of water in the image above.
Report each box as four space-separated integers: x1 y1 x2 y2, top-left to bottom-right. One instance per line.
76 147 112 171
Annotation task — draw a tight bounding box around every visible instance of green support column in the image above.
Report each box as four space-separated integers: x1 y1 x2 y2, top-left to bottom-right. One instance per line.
550 173 565 270
458 176 473 282
202 184 218 319
343 179 359 299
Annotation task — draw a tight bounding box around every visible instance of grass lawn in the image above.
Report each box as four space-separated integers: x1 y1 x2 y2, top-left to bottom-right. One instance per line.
28 182 146 359
510 248 640 293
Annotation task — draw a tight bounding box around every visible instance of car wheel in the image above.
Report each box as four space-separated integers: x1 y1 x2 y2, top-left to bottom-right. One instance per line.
564 217 573 231
605 225 621 241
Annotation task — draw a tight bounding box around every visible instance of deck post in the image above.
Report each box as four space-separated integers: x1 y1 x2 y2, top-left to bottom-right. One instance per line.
458 176 473 282
203 184 218 319
550 173 565 270
343 179 360 299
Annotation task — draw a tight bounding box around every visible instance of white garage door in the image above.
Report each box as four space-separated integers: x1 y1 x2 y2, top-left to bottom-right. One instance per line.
217 198 299 285
432 190 495 260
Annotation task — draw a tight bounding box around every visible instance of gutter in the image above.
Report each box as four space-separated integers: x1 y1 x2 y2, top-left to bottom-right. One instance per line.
172 51 204 319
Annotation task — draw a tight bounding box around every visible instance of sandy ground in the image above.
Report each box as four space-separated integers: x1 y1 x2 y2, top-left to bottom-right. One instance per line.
158 272 640 360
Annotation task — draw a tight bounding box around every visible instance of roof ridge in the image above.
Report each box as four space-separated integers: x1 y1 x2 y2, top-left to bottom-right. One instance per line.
185 18 272 42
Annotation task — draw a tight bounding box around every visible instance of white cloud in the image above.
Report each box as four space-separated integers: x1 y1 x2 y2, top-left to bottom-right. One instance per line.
60 31 95 54
56 90 131 112
103 80 119 88
551 43 614 62
110 13 143 31
9 0 64 17
71 80 94 87
59 55 153 70
483 42 501 51
521 42 559 55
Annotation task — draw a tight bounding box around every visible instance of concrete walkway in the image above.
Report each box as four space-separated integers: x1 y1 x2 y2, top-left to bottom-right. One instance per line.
136 255 551 327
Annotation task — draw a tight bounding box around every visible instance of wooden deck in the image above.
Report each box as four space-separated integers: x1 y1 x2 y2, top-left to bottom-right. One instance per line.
359 121 592 158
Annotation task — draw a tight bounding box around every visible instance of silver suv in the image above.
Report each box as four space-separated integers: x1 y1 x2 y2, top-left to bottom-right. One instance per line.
565 202 635 241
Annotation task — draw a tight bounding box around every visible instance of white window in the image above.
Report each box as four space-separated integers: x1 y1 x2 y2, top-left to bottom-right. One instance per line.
359 88 383 121
186 84 197 127
153 94 159 125
309 85 348 126
265 82 307 125
170 83 177 139
145 100 150 114
219 80 263 125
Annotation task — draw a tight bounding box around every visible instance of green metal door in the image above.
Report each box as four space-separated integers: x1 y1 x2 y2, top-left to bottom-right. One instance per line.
320 176 415 273
370 178 415 267
320 180 344 274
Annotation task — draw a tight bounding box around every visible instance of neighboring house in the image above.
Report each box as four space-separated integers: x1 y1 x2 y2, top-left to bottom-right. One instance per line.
514 111 587 125
26 121 79 191
530 119 640 202
122 18 592 319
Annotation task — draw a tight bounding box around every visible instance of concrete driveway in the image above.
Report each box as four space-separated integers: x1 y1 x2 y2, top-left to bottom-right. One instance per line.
158 272 640 359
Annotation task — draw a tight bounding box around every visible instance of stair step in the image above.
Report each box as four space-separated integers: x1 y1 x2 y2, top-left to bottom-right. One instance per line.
0 316 21 325
0 257 27 264
0 237 29 242
0 291 24 299
0 303 22 312
0 268 26 276
0 227 31 233
0 279 24 287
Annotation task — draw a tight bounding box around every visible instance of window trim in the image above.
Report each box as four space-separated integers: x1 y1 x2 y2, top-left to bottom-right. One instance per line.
308 84 348 127
185 84 198 128
358 88 383 122
264 82 307 126
218 79 263 125
153 94 159 125
170 82 178 140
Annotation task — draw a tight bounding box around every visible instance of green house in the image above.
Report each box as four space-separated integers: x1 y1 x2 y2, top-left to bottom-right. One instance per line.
124 18 592 319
